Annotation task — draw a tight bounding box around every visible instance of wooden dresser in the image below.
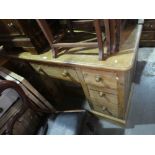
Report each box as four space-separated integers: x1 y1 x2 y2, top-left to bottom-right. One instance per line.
0 23 142 125
140 19 155 47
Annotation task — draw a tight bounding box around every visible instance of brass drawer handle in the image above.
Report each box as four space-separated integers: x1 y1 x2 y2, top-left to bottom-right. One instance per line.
62 70 68 77
99 91 106 97
95 75 101 82
102 106 113 116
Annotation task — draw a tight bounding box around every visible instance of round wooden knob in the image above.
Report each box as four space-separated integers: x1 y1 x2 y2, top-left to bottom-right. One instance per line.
95 75 101 82
99 92 105 97
102 106 107 111
62 70 68 77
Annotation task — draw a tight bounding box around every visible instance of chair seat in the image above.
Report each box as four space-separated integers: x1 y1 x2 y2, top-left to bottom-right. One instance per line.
46 112 86 135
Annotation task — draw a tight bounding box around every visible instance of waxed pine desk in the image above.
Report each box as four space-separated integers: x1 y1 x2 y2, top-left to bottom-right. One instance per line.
0 24 142 125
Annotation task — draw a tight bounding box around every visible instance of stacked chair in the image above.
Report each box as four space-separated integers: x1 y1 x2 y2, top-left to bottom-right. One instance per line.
36 19 122 60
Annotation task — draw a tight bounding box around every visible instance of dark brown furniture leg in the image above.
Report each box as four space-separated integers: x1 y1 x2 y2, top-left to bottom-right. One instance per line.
67 20 74 36
94 19 104 60
104 19 121 54
115 19 121 52
36 19 57 58
104 19 111 55
109 19 117 53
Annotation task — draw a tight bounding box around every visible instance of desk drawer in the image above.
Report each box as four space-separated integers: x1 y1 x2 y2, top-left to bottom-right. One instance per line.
141 31 155 40
92 102 119 117
31 64 80 83
82 70 117 89
89 89 118 117
87 84 117 95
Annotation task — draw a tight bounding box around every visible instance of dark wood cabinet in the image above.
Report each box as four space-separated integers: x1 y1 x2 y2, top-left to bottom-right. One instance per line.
140 20 155 47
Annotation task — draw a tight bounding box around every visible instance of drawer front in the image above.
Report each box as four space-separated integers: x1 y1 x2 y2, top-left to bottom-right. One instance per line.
92 104 113 116
141 31 155 40
87 84 117 95
92 100 119 117
93 104 119 118
143 22 155 31
89 89 119 117
31 64 80 83
82 70 117 89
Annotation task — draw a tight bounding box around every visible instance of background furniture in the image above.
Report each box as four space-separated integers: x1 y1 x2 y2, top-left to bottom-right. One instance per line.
0 80 44 134
0 66 95 135
0 66 55 134
0 20 48 54
140 19 155 47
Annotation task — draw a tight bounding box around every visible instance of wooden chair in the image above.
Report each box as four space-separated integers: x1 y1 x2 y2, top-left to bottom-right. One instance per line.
37 19 120 60
36 19 122 60
0 80 48 134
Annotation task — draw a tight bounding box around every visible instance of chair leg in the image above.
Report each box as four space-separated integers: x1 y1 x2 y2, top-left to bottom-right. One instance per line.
94 20 104 60
109 19 117 53
104 19 121 54
104 19 111 55
36 19 57 58
67 20 74 36
115 19 121 52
